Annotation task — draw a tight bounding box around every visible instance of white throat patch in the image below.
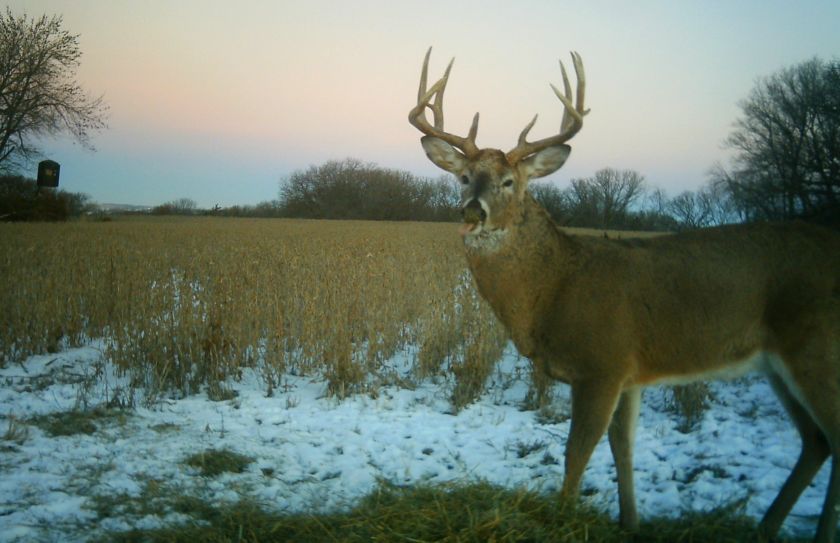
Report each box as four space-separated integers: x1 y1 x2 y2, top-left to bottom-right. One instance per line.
463 227 509 252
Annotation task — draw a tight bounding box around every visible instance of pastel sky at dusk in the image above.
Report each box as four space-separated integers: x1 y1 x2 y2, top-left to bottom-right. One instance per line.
7 0 840 208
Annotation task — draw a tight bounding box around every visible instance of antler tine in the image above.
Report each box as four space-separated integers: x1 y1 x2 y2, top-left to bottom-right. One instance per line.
429 57 453 130
408 48 480 157
417 47 431 106
556 56 574 133
506 51 589 165
517 114 539 146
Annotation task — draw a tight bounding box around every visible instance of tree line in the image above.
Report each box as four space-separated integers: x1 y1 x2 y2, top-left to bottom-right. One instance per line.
0 7 836 228
0 150 823 230
147 159 731 232
0 174 90 220
713 57 839 226
276 158 459 222
149 160 733 232
266 160 735 232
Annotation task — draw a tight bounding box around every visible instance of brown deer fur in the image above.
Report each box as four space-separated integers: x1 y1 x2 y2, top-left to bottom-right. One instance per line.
409 49 840 542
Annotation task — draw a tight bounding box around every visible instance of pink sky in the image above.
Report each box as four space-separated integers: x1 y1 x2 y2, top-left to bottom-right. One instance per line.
8 0 840 207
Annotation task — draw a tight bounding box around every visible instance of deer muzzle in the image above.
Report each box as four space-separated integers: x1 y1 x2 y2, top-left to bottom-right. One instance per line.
462 199 487 225
459 199 487 236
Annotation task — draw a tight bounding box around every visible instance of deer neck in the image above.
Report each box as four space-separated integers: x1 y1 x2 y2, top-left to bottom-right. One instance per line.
463 195 580 357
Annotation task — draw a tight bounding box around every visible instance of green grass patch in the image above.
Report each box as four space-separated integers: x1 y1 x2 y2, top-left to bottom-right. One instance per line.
100 481 799 543
30 408 127 437
88 477 169 521
183 448 254 477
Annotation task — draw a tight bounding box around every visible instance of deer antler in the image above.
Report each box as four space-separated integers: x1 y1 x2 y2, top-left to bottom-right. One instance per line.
408 48 480 158
506 52 589 165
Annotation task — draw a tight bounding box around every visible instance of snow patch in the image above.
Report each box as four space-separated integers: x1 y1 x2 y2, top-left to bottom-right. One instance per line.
0 343 831 541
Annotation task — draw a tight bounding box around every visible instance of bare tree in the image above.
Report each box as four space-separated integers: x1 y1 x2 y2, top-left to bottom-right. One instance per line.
278 158 458 221
668 191 709 230
0 9 107 170
528 181 568 223
646 187 669 217
719 57 840 225
151 197 198 215
668 179 739 231
171 198 197 214
566 168 646 229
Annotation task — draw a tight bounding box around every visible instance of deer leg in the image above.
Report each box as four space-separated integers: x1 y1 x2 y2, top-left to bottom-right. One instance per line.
759 372 830 539
608 387 642 531
561 379 623 500
814 453 839 543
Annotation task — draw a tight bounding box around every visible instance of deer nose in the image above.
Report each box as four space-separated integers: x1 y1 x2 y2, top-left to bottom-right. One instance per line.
462 199 487 223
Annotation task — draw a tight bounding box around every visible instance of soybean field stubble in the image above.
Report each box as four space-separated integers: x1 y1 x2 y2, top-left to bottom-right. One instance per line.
1 217 508 405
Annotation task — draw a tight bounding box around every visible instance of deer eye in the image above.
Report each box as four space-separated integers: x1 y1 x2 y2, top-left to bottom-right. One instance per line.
503 179 514 188
460 175 469 185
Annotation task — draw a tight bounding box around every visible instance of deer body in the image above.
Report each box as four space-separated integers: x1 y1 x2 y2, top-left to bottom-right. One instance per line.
409 48 840 541
472 198 838 388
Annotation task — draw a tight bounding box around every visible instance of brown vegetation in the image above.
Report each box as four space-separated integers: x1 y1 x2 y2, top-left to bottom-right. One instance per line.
0 217 509 406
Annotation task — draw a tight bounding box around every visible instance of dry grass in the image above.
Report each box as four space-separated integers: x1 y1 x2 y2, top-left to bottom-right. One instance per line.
0 217 508 406
1 217 706 416
563 226 667 239
103 481 779 543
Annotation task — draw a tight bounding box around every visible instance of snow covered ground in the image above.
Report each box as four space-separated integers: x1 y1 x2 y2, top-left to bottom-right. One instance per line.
0 342 831 541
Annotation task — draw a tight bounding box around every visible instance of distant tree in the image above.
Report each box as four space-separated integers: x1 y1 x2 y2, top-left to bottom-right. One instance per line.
531 170 682 231
425 175 460 219
171 198 197 214
628 187 676 231
717 57 840 225
151 197 198 215
252 200 282 217
528 182 568 223
278 158 458 221
0 9 107 171
0 174 89 220
646 187 669 218
565 168 646 229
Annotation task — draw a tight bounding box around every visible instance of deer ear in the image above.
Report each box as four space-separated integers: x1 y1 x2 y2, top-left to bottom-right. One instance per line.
518 144 571 180
421 136 467 173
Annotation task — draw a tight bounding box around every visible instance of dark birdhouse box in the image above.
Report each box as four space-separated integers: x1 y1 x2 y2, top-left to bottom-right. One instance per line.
37 160 60 188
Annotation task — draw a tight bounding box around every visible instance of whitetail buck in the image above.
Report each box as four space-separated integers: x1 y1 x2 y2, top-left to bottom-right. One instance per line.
409 48 840 542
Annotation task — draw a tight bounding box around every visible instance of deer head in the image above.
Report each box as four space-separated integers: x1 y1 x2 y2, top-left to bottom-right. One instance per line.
408 48 589 239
